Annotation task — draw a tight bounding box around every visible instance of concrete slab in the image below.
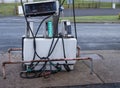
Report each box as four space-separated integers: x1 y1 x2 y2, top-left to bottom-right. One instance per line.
81 50 120 83
0 50 120 87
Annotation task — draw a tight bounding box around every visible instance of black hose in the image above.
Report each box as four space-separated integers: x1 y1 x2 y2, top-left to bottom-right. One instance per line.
72 0 77 40
61 35 71 72
20 0 73 78
21 0 36 68
20 0 49 77
47 37 60 58
54 0 66 37
35 16 51 36
21 0 53 71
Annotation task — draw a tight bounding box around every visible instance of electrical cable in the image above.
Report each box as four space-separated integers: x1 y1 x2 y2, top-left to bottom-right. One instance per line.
20 0 51 78
23 0 60 77
21 0 57 78
61 35 71 71
35 16 51 36
20 0 34 37
30 16 51 70
21 0 37 69
44 0 66 75
72 0 77 40
54 0 66 37
46 0 66 58
20 0 75 78
47 38 60 58
31 35 61 73
30 37 61 78
47 38 55 72
47 37 60 73
21 4 61 79
21 0 52 66
27 37 61 78
29 17 51 70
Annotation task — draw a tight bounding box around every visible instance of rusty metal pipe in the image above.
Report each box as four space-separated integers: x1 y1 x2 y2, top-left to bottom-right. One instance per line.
8 48 22 62
8 48 22 53
77 45 80 57
2 64 6 79
2 57 92 79
3 57 92 65
3 48 93 79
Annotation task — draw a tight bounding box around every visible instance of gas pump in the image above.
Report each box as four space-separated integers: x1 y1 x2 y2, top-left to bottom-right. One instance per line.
2 0 93 79
20 0 77 78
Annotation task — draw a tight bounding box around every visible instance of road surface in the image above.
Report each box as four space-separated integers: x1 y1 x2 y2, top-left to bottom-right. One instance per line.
0 17 120 52
64 8 120 16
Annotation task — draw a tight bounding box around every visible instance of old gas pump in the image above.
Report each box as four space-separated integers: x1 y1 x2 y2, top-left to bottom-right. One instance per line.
20 0 77 78
3 0 95 79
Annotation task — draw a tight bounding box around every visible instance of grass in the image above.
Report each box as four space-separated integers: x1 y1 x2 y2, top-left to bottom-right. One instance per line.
60 15 120 23
0 3 19 16
0 2 120 16
0 2 120 23
63 0 114 8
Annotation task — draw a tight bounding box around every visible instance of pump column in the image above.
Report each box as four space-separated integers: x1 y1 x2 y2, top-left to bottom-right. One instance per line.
53 15 59 37
25 20 34 37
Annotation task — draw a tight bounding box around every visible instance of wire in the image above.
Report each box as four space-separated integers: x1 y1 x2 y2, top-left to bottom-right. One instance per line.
54 0 66 37
47 38 60 57
21 0 36 68
21 0 51 65
20 0 76 78
20 0 34 37
20 0 49 78
32 32 61 71
72 0 77 40
60 0 66 7
61 35 71 71
21 0 62 78
35 16 51 37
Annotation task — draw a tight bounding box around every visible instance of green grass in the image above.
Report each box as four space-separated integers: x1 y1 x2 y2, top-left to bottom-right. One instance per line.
116 3 120 8
99 2 112 8
60 15 120 23
63 0 113 8
0 3 18 16
0 2 120 16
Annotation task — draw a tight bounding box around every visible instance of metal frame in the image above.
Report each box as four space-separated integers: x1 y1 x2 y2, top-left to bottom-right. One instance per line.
2 47 93 79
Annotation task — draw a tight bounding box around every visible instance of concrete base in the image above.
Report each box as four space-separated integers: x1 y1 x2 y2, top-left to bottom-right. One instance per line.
1 50 120 87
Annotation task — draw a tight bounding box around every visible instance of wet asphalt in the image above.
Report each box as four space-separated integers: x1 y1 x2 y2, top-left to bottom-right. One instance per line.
64 8 120 16
0 8 120 53
0 17 120 53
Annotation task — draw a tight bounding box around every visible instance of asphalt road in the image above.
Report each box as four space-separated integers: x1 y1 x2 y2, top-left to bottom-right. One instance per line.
64 8 120 16
0 17 120 52
77 23 120 50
